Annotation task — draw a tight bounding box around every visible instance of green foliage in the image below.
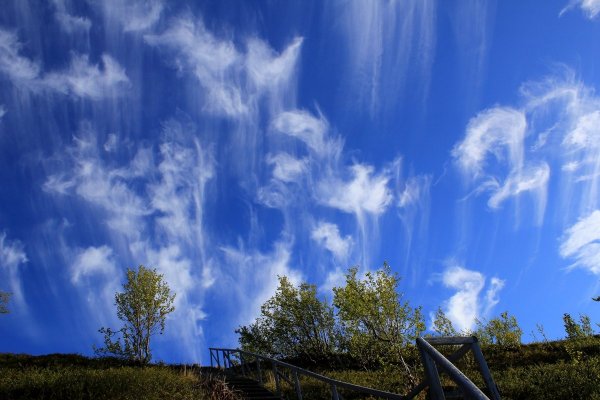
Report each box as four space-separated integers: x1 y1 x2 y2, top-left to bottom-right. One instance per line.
265 339 600 400
563 313 594 340
432 307 457 336
236 276 339 361
0 353 238 400
95 265 175 364
332 264 425 367
475 311 522 347
0 291 11 314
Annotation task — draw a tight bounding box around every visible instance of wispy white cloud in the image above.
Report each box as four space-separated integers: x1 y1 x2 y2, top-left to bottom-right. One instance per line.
560 210 600 274
220 240 302 326
452 107 527 180
266 153 307 183
394 171 432 279
0 105 5 119
94 0 164 32
145 17 302 118
0 231 28 310
560 0 600 19
43 127 151 238
440 264 505 332
246 37 303 99
52 0 92 33
0 29 42 88
311 221 352 262
0 29 129 99
319 164 393 216
452 72 600 226
483 277 505 317
397 174 432 209
320 266 346 295
148 121 214 245
268 108 412 270
43 116 215 362
70 245 117 284
45 54 130 99
332 0 436 116
271 110 336 157
486 162 550 223
69 245 121 325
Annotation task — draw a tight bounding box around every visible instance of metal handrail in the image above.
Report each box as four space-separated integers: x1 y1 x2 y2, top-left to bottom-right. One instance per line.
209 347 406 399
413 336 501 400
210 335 501 400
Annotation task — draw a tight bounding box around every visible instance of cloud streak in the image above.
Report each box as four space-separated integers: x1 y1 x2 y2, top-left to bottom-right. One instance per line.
560 0 600 19
0 231 28 310
311 221 352 262
440 264 504 332
145 17 302 118
42 116 216 361
0 29 129 99
332 0 436 116
560 210 600 274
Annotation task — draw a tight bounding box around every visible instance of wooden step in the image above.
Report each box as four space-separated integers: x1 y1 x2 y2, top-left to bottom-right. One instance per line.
203 367 280 400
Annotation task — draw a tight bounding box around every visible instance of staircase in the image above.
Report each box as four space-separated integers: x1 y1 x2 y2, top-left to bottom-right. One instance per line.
209 336 501 400
222 373 280 399
203 366 279 399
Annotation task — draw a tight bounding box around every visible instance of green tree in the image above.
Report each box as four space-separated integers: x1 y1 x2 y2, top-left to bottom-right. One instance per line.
0 291 11 314
476 311 522 347
95 265 175 364
237 276 339 361
333 264 425 368
563 313 594 340
432 307 457 336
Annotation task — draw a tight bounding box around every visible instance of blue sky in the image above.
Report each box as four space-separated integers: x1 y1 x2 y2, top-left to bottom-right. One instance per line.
1 0 600 364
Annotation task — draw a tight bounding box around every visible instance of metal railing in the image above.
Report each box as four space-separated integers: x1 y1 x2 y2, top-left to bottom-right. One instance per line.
210 335 501 400
209 347 405 399
407 336 501 400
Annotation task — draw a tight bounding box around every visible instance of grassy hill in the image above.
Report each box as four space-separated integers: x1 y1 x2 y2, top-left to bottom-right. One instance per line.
2 338 600 399
257 338 600 400
0 353 238 400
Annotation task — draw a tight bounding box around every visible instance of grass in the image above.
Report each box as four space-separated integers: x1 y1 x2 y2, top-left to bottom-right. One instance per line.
0 353 239 400
257 338 600 400
3 338 600 399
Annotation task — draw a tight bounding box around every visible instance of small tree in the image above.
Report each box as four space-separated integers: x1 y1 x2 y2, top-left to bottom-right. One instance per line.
476 311 522 347
0 291 11 314
237 276 339 361
563 313 594 340
432 307 457 336
333 264 425 370
95 265 175 364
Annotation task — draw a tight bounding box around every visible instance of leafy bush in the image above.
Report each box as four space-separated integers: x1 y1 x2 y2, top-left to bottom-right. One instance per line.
333 264 425 369
236 276 340 361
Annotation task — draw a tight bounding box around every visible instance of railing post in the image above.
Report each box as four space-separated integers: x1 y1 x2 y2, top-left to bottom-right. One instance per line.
417 338 445 400
225 350 231 368
273 362 281 397
257 357 263 385
240 352 246 376
293 370 302 400
331 384 339 400
471 340 501 400
209 349 214 368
